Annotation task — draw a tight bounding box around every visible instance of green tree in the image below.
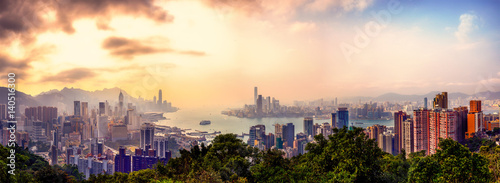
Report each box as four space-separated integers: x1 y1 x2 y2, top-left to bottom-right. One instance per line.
479 144 500 182
408 138 491 183
59 164 84 181
294 126 385 182
379 150 410 183
251 149 293 182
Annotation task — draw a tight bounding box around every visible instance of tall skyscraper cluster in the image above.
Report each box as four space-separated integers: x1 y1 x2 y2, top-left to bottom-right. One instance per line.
252 87 281 117
246 107 351 158
149 89 174 112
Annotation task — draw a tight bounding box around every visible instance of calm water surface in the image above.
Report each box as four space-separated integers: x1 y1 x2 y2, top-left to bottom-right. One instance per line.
158 108 394 139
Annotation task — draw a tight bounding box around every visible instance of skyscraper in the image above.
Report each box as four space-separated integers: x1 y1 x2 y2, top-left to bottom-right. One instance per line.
158 89 162 106
368 124 385 141
140 123 155 150
51 145 57 165
454 106 468 143
378 133 393 154
424 97 428 109
337 108 349 129
394 111 407 155
248 125 265 147
413 109 430 154
0 104 6 120
470 100 481 113
99 102 106 116
433 92 448 109
81 102 88 120
254 87 258 106
303 117 313 137
119 91 124 116
282 123 295 148
275 123 283 147
266 96 271 113
331 113 337 129
466 100 483 139
429 109 458 154
74 101 81 116
403 119 414 154
115 146 131 173
256 95 263 117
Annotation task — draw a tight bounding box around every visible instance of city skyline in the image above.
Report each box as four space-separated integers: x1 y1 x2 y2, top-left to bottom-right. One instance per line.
1 0 500 108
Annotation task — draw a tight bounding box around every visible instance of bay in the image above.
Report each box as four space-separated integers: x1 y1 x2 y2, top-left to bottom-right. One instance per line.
157 108 394 141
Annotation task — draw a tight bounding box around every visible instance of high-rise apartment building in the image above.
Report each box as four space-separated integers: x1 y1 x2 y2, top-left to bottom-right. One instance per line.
378 133 393 154
466 100 484 139
413 109 429 154
140 123 155 150
433 92 448 109
429 109 457 154
394 111 407 154
368 124 385 142
403 119 414 154
115 147 131 173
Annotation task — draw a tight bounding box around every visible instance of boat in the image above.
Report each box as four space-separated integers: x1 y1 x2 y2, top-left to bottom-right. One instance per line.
200 120 211 125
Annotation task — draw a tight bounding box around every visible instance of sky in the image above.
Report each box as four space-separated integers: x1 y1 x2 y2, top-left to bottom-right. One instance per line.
1 0 500 108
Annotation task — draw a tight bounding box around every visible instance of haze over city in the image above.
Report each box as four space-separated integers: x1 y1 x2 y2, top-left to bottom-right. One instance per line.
1 0 500 108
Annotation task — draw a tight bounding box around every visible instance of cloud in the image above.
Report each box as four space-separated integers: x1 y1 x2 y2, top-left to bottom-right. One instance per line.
202 0 263 15
40 68 96 83
306 0 373 13
178 50 206 56
289 21 317 33
0 0 173 45
0 54 31 80
102 36 206 59
102 36 172 59
455 13 478 43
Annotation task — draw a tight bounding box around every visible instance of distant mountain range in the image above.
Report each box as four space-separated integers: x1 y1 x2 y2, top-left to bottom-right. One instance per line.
1 87 499 113
331 91 500 103
0 87 175 114
371 91 500 102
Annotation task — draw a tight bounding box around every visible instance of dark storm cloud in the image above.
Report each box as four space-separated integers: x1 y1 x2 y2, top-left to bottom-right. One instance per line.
0 0 174 44
40 68 96 83
102 36 206 59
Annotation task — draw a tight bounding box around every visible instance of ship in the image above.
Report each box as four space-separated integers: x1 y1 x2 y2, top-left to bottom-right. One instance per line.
200 120 211 125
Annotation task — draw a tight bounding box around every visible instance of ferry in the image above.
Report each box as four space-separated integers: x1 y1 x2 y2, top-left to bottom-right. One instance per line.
200 120 211 125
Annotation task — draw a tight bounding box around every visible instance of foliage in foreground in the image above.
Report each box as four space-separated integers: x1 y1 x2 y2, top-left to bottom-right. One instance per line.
2 127 500 182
